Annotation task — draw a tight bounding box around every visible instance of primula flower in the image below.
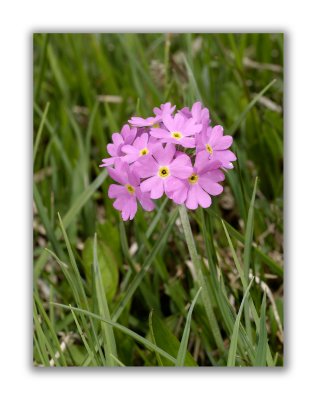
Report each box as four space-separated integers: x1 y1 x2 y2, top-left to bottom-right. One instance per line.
128 115 161 128
121 133 160 164
171 151 225 209
153 102 176 118
100 100 236 220
107 159 155 221
129 102 176 128
100 124 137 167
179 101 210 128
137 143 193 199
197 125 236 169
150 114 202 148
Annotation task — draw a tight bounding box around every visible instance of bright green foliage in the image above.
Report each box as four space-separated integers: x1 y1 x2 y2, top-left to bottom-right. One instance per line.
33 33 283 367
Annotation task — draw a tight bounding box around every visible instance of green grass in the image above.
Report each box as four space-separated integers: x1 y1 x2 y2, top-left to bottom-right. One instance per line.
33 33 283 367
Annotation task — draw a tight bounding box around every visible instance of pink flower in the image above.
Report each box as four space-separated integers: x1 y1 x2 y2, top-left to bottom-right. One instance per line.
197 125 236 169
170 151 224 209
107 159 155 221
129 102 176 128
150 113 202 148
191 101 211 127
121 133 160 164
100 100 236 220
100 124 137 167
128 116 161 128
153 102 176 118
179 101 211 128
137 143 193 199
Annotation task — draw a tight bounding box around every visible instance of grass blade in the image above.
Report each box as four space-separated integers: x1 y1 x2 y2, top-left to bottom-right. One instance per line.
176 287 202 366
110 354 126 367
52 303 177 365
149 310 164 366
227 278 254 367
62 168 108 230
228 79 277 135
93 234 117 365
33 292 67 366
212 211 283 277
179 205 225 353
242 177 258 343
70 308 97 365
255 292 267 366
111 207 178 322
33 102 50 164
243 177 258 278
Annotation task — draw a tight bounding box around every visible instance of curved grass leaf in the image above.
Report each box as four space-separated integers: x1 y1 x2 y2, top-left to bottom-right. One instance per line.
227 278 254 367
179 205 225 353
228 79 277 135
150 312 197 367
176 287 202 366
52 303 177 365
255 293 267 366
33 102 50 164
111 207 178 322
93 234 117 365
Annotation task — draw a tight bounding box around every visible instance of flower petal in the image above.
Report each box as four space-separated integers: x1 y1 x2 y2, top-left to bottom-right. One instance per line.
150 128 170 139
137 191 156 211
148 178 164 199
140 175 160 194
108 184 126 198
185 186 199 210
213 135 233 150
135 156 158 178
213 150 237 168
162 114 175 131
166 179 188 204
107 166 128 185
198 177 223 196
136 133 149 149
113 195 129 211
170 154 193 179
121 145 138 155
196 185 212 208
205 169 225 182
100 157 117 167
209 125 224 146
121 197 137 221
154 143 176 165
107 143 119 157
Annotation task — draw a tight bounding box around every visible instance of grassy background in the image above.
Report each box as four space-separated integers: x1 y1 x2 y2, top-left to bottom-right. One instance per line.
33 33 283 367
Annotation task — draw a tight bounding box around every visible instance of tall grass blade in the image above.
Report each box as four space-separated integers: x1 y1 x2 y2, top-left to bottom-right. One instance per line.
176 287 202 366
111 207 178 322
33 102 50 164
52 303 177 365
93 234 117 365
255 292 268 366
227 278 254 367
179 205 225 353
228 79 276 135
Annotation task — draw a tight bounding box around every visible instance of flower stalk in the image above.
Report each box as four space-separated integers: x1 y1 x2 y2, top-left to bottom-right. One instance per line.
178 204 225 353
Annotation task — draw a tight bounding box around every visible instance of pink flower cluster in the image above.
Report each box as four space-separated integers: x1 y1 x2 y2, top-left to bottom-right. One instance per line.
100 102 236 221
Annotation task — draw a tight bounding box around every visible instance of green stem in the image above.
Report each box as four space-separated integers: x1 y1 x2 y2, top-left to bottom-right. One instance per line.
179 205 225 354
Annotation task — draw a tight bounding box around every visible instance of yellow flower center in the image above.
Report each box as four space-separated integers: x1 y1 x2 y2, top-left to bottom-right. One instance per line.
158 166 170 178
152 123 160 128
139 147 149 156
188 174 199 185
125 184 135 194
171 131 183 140
206 144 213 155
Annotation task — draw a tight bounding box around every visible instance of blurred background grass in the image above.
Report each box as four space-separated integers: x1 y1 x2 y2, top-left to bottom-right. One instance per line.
33 33 283 366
